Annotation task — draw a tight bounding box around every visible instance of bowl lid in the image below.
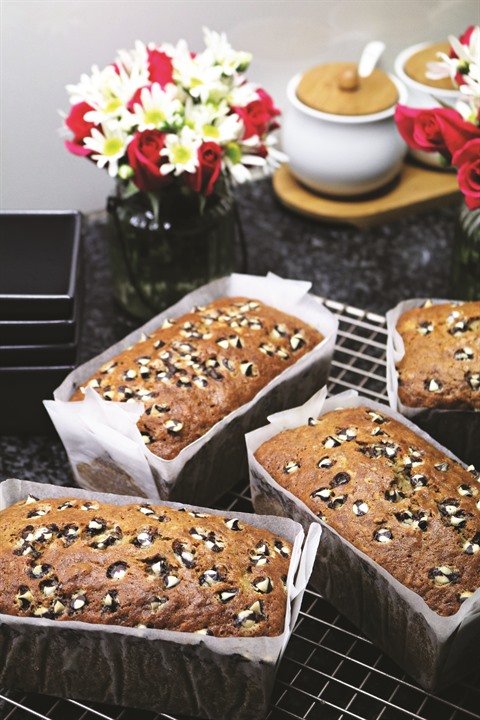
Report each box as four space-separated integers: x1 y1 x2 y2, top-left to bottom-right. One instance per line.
296 62 398 116
403 41 456 90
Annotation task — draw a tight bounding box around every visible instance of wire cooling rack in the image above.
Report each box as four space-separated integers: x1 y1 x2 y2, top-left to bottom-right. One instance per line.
1 299 479 720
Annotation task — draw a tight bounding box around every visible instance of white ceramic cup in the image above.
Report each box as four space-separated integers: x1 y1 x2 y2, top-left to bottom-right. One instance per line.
282 73 408 197
394 42 461 168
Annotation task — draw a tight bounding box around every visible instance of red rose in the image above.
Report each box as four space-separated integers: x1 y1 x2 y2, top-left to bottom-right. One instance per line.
394 104 480 161
453 139 480 210
147 48 174 87
234 88 281 140
184 141 222 196
64 102 97 156
127 130 171 192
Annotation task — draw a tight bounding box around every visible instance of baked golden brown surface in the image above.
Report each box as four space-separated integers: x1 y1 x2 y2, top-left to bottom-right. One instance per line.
0 495 292 636
70 296 323 459
395 301 480 410
254 405 480 616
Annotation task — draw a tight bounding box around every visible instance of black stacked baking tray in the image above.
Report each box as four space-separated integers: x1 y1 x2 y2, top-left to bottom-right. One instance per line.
0 211 83 434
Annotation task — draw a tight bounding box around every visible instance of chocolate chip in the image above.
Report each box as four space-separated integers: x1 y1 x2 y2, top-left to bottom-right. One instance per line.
455 347 474 361
102 590 119 612
367 411 387 424
217 589 239 603
274 540 290 557
465 371 480 391
327 495 347 510
318 457 334 469
448 320 468 335
457 591 473 603
411 474 428 490
259 342 275 356
39 578 59 597
16 586 34 610
106 561 128 580
199 567 225 586
463 532 480 555
57 501 75 511
164 575 181 589
172 539 196 568
418 321 433 335
374 528 393 543
435 462 449 472
143 555 169 576
323 435 341 448
429 566 460 585
252 576 273 593
283 460 300 474
205 531 225 553
70 593 87 611
290 333 306 351
311 487 332 501
86 517 106 536
224 518 243 531
133 531 154 548
28 564 52 579
332 472 350 487
424 378 442 393
164 419 183 434
27 508 49 518
240 361 258 377
385 487 403 502
337 427 357 442
353 500 368 516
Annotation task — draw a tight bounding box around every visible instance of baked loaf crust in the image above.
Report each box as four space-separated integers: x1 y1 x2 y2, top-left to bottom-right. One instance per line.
395 301 480 410
254 406 480 616
0 495 292 637
70 297 323 459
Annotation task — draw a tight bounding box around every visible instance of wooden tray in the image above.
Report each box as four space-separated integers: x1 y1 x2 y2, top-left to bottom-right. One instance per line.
273 161 461 229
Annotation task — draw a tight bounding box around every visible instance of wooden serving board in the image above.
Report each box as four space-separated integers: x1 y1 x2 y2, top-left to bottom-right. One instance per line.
273 161 461 229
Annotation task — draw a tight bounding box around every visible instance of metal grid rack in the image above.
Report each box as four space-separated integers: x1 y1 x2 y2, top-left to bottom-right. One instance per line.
1 299 479 720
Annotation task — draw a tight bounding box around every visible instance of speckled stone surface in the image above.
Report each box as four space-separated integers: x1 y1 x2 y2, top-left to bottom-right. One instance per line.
0 177 458 488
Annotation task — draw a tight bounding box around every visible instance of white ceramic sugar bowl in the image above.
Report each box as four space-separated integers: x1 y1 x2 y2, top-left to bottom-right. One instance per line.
282 63 408 197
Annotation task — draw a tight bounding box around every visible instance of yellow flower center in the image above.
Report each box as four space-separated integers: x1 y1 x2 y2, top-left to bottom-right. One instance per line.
203 124 220 139
172 145 192 164
105 97 122 114
144 108 166 126
103 137 123 157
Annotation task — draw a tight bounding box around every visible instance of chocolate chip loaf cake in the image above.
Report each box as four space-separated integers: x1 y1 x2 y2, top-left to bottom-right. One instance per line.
70 297 323 459
395 301 480 410
254 405 480 616
0 495 292 636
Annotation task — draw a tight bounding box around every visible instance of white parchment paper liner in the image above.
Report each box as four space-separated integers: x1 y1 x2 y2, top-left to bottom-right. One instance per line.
386 297 480 467
245 387 480 691
45 273 338 505
0 478 321 720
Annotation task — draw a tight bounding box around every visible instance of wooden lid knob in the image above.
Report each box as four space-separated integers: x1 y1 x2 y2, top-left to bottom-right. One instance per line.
296 62 398 116
403 42 457 90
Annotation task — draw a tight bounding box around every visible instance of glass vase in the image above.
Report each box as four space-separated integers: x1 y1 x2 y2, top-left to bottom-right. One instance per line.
107 183 237 320
449 201 480 301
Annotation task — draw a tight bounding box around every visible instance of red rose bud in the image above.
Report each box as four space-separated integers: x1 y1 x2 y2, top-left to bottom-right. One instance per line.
184 141 222 196
394 105 480 161
147 48 174 87
453 138 480 210
64 102 97 156
234 88 281 141
127 129 171 192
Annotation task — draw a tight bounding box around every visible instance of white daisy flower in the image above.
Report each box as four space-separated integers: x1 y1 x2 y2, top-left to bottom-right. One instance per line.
184 99 242 143
132 82 183 131
160 126 201 176
202 27 252 75
172 40 224 104
83 125 129 177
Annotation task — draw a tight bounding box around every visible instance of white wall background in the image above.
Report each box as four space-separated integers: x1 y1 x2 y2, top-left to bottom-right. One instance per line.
0 0 476 212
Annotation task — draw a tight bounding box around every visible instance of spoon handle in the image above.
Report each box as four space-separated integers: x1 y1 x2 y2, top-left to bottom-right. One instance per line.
358 40 386 78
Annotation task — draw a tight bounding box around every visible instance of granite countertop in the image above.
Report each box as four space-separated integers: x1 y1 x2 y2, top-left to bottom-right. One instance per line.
0 176 458 486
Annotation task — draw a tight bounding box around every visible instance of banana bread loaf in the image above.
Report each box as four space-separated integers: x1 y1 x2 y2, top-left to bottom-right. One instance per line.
0 495 292 636
254 405 480 616
395 301 480 410
70 296 323 460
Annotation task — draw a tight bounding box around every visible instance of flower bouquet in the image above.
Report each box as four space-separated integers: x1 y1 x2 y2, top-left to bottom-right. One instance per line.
63 28 284 317
394 26 480 300
394 26 479 210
